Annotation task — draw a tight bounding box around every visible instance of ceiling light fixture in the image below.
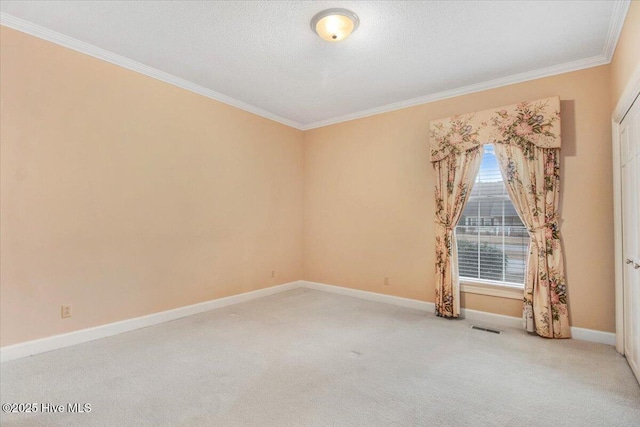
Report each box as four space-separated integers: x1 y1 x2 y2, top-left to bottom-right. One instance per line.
311 8 359 42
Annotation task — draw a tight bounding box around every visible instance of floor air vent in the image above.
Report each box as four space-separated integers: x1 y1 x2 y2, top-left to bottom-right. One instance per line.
470 325 502 334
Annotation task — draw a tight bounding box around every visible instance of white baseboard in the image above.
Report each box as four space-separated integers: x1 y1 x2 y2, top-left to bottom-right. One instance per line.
570 327 616 346
301 280 521 329
460 307 523 330
300 280 616 346
0 281 302 363
1 279 616 362
302 281 434 312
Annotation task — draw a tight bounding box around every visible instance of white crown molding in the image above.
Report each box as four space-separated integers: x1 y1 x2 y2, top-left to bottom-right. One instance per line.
603 0 631 61
0 281 303 363
302 0 630 130
301 54 609 130
0 13 305 131
1 2 631 131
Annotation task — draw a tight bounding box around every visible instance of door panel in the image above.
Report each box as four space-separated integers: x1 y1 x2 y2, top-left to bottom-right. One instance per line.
621 96 640 383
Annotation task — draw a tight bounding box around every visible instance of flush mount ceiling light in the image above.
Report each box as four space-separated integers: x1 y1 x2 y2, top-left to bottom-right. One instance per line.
311 8 359 42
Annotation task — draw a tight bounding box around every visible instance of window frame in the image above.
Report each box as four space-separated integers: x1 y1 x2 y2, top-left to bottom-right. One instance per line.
456 144 525 299
460 278 524 300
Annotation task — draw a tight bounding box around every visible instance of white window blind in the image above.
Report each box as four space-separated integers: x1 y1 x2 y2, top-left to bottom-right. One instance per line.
455 145 527 286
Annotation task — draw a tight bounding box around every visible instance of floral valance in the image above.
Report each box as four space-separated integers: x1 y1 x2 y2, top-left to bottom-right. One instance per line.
429 97 561 162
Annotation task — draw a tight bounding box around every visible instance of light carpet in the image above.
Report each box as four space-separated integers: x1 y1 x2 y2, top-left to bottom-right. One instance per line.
1 288 639 426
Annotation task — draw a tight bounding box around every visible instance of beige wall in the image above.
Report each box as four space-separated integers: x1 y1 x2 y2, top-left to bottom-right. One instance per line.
611 0 640 107
2 15 628 347
304 65 615 332
0 27 304 346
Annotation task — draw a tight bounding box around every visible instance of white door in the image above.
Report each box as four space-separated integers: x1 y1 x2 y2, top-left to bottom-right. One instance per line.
621 95 640 383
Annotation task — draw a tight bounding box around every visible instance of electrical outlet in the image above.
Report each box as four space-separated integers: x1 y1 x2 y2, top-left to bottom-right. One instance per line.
384 277 390 286
61 305 72 319
271 270 275 279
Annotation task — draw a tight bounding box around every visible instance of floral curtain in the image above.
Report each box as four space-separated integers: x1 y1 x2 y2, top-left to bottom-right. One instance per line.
493 144 570 338
429 98 561 162
429 97 570 338
434 147 483 318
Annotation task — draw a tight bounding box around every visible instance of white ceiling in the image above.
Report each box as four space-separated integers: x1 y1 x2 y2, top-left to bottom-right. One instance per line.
0 1 630 130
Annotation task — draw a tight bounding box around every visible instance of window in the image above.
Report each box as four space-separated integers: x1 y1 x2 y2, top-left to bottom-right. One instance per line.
456 145 527 287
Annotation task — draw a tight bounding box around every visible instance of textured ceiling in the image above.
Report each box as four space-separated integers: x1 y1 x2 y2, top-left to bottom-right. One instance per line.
0 1 629 129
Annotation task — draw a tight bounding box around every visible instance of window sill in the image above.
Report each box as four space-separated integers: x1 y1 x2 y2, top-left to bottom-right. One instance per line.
460 279 524 300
